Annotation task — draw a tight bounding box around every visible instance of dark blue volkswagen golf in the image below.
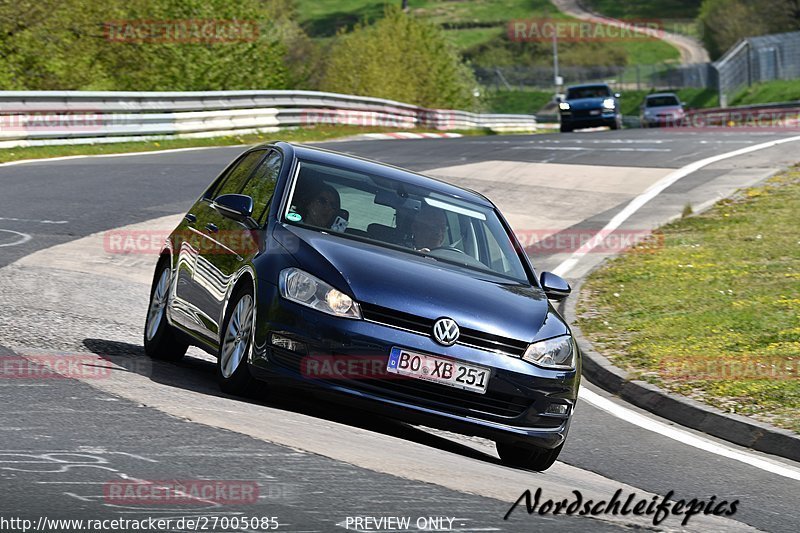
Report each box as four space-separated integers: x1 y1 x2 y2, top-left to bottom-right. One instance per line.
144 141 581 471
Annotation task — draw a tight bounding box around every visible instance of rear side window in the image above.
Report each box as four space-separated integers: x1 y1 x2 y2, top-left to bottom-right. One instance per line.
208 150 266 199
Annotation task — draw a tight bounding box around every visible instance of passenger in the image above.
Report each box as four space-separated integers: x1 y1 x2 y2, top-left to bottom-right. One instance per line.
411 205 447 252
296 182 341 228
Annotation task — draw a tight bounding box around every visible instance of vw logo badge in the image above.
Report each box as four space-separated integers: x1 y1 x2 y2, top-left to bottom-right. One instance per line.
433 317 460 346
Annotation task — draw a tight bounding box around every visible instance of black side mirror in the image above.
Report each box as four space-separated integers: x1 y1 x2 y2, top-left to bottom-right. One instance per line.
213 194 254 224
540 271 571 301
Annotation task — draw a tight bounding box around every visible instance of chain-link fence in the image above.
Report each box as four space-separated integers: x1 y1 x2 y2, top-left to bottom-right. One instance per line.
474 63 712 92
714 30 800 106
475 30 800 108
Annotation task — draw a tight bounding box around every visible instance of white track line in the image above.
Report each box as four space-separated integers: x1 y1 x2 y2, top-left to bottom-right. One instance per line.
554 135 800 277
581 388 800 481
561 135 800 477
0 145 241 168
0 229 32 248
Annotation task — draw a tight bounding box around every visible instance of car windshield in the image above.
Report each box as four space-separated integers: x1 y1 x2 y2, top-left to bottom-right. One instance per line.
646 95 680 107
283 160 530 283
566 85 611 99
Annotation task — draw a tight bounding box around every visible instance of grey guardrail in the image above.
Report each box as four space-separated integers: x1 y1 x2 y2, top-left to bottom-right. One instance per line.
0 90 538 148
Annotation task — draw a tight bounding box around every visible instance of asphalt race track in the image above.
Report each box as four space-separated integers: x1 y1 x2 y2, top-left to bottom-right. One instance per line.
1 129 799 532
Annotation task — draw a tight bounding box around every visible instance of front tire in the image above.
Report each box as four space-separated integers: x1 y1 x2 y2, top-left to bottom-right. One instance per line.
144 260 188 361
217 284 258 396
496 442 563 472
560 124 573 133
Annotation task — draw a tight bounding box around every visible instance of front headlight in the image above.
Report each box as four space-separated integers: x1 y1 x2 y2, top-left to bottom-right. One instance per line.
559 102 571 111
602 98 616 110
522 335 576 369
279 268 361 319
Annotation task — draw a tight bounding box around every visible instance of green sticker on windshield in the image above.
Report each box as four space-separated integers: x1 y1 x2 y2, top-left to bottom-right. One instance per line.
287 212 302 222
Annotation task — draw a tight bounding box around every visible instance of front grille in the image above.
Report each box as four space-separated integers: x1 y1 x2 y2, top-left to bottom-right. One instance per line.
571 109 601 118
268 347 530 419
360 303 527 357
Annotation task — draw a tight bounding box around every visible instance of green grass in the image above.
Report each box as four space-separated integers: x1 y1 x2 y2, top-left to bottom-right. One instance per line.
616 39 680 65
730 80 800 107
676 87 720 108
582 1 702 38
443 26 505 49
483 89 553 114
296 0 560 34
0 125 492 164
577 169 800 433
410 0 560 24
584 0 702 20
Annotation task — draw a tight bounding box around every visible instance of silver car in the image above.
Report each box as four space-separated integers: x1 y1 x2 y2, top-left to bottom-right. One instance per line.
640 93 685 127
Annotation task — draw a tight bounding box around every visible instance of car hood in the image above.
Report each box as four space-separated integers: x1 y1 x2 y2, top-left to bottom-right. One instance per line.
565 97 609 110
278 225 561 343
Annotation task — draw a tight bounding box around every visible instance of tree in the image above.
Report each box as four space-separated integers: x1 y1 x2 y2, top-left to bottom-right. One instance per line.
320 6 478 109
699 0 800 59
0 0 316 90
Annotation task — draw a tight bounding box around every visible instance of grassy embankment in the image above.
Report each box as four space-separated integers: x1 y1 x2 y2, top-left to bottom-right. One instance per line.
295 0 680 67
577 169 800 433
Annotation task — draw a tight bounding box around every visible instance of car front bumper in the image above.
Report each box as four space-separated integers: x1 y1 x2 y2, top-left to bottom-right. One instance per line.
249 282 580 449
560 110 618 128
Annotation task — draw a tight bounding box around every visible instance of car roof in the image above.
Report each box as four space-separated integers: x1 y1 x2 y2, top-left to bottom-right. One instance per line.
646 92 680 99
566 83 611 90
263 141 494 207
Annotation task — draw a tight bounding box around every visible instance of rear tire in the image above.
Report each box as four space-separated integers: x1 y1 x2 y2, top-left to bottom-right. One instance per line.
144 260 188 361
217 284 258 396
496 442 563 472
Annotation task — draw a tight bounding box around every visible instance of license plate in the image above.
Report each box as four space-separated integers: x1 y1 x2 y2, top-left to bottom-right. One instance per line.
387 347 489 394
590 109 601 115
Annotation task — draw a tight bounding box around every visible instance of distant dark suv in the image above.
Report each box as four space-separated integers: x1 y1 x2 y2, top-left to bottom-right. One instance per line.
558 84 622 133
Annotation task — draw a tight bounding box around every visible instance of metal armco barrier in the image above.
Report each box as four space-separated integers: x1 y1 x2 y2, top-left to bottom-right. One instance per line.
0 90 538 148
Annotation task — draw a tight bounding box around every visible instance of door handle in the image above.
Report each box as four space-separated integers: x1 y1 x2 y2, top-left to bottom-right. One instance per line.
184 213 196 223
205 223 219 233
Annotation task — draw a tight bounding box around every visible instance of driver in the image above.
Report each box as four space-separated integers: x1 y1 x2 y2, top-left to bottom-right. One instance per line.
411 205 447 252
295 182 341 228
